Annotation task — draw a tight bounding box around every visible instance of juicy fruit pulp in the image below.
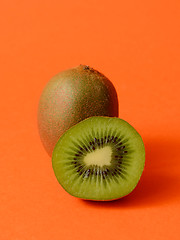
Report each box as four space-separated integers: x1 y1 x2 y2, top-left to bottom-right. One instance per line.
52 117 145 201
38 65 118 156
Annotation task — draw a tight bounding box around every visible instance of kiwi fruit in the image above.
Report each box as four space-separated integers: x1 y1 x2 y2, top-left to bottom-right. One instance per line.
52 116 145 201
38 65 118 156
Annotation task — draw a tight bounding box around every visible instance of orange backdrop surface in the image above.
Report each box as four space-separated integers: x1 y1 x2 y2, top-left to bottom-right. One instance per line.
0 0 180 240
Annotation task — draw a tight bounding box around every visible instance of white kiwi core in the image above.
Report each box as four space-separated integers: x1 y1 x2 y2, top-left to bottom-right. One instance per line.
83 146 112 167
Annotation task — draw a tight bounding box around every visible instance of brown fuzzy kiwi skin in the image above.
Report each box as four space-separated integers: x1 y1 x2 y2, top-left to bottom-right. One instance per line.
38 65 119 156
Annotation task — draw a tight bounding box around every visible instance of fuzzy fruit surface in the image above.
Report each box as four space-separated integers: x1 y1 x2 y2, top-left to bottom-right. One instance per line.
38 65 119 156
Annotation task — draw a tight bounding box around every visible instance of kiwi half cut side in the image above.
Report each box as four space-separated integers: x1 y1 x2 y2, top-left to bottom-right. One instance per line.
52 117 145 201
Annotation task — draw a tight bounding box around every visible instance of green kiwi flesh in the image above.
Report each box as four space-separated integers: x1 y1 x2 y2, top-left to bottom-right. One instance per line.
38 65 118 156
52 117 145 201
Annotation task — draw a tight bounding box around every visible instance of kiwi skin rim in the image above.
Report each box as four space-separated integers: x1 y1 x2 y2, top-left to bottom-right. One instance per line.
52 116 145 201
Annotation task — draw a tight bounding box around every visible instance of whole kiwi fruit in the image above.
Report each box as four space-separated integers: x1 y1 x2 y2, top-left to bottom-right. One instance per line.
38 65 118 156
52 116 145 201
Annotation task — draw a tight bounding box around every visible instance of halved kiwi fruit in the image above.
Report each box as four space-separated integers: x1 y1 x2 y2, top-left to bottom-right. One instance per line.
52 117 145 201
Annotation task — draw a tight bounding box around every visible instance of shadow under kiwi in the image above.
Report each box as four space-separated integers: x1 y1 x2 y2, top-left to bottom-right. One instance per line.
82 138 180 208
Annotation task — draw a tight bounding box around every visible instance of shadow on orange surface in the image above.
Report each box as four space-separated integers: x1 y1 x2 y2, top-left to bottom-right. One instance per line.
83 138 180 208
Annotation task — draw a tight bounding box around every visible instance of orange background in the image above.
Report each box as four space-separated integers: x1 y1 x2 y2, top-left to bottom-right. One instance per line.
0 0 180 239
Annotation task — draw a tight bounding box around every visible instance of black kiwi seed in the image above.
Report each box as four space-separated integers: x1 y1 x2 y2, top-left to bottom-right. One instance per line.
76 165 83 171
110 136 114 141
116 143 123 149
102 170 107 176
96 168 100 176
84 146 88 151
120 146 125 149
94 138 97 144
79 147 83 151
107 135 110 143
83 169 90 178
93 168 97 175
75 153 80 157
113 137 118 143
